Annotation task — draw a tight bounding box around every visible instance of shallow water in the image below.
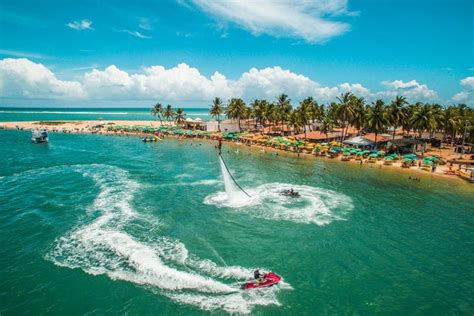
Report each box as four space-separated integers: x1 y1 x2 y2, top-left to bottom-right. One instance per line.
0 130 473 315
0 107 210 122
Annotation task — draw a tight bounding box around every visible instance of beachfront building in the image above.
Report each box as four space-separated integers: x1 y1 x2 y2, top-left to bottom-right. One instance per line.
218 120 240 133
386 138 427 154
184 118 206 131
206 120 219 132
295 131 340 143
343 136 374 147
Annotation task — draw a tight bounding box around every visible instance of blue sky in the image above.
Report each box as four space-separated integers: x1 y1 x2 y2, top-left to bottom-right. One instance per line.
0 0 473 107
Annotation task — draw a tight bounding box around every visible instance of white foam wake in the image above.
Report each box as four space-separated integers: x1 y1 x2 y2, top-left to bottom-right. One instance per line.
204 182 354 225
46 164 288 314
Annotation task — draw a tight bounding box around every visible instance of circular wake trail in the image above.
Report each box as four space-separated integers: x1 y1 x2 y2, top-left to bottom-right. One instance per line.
46 164 288 314
204 182 354 225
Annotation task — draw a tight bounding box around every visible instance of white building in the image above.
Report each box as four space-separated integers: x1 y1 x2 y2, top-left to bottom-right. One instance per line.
206 120 240 133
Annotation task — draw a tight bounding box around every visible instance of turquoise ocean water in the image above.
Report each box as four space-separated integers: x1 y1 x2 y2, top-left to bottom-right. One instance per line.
0 107 210 122
1 122 473 314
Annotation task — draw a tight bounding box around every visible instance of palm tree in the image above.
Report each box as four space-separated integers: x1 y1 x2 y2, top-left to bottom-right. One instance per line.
174 108 186 125
336 92 355 141
351 97 366 135
387 95 407 139
442 105 461 144
151 102 164 125
320 113 335 140
327 102 340 126
298 97 314 138
410 103 437 138
288 110 303 135
310 102 324 131
226 98 246 131
250 99 267 132
209 97 224 131
163 104 175 123
264 102 277 129
275 94 292 133
401 104 417 135
366 99 388 147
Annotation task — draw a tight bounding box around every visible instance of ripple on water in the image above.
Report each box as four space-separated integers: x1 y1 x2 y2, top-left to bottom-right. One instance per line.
204 183 354 225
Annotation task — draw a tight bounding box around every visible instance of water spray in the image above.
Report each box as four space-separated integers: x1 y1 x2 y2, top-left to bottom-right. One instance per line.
218 152 251 198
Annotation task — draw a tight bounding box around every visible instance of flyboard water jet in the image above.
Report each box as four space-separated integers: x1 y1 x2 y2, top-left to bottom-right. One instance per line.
217 139 251 199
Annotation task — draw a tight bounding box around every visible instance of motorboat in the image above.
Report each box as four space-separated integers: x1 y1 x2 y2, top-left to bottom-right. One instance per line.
32 129 49 143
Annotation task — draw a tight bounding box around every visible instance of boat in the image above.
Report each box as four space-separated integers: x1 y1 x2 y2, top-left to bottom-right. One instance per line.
242 272 282 289
31 129 49 143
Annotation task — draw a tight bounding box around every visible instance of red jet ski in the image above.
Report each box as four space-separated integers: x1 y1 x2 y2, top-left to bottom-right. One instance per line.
242 272 282 289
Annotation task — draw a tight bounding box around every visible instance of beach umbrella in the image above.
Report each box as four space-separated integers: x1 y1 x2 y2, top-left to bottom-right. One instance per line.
369 153 378 158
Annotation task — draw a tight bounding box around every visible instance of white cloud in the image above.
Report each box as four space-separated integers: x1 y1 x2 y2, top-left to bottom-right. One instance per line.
138 17 153 31
122 30 152 39
0 58 84 99
452 76 474 103
0 49 47 59
0 58 445 105
235 66 319 99
378 80 438 102
460 76 474 90
67 19 94 30
337 83 371 97
185 0 354 43
452 91 469 102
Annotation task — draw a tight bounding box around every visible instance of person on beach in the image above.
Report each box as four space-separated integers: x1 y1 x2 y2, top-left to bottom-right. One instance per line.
218 138 222 154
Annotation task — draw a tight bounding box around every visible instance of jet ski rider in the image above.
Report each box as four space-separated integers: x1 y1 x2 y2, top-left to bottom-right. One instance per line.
254 269 266 282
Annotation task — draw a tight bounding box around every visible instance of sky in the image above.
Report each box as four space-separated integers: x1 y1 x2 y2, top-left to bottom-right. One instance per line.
0 0 473 107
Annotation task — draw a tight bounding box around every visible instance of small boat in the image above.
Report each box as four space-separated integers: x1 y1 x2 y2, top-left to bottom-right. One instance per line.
32 129 48 143
242 272 282 290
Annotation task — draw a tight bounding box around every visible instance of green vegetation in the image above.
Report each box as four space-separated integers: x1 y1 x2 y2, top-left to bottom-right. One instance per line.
151 94 473 143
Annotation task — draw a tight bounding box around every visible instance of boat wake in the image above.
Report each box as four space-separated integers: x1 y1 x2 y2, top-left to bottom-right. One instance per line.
204 183 354 225
45 164 288 314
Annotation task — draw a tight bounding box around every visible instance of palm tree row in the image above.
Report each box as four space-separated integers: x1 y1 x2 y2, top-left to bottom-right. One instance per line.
208 93 473 144
151 103 186 125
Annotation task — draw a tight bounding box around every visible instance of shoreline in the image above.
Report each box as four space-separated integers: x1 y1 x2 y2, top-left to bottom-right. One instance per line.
1 119 471 185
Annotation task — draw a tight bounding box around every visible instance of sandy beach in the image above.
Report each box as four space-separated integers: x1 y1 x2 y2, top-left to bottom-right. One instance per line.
2 119 471 183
